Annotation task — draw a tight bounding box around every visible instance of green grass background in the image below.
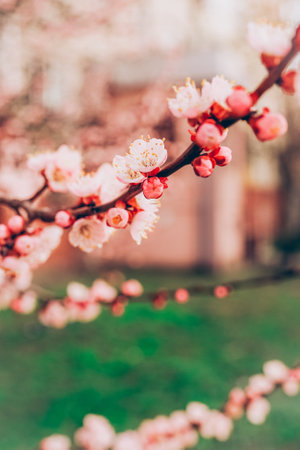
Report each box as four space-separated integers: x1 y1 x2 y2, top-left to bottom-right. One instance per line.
0 269 299 449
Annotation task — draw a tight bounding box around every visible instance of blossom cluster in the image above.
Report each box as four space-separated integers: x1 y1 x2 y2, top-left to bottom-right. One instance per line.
38 278 143 328
40 360 300 450
0 220 62 311
27 141 164 251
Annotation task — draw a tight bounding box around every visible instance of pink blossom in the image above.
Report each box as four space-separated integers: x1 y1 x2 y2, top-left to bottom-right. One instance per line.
186 402 209 425
195 121 227 150
246 397 271 425
250 111 288 141
247 22 293 57
7 215 25 234
282 378 299 396
2 256 32 290
91 279 117 303
228 387 246 406
174 288 189 303
96 163 125 204
130 211 158 245
22 226 63 269
200 410 233 441
11 290 37 314
263 360 289 383
55 211 75 228
106 208 129 229
67 282 90 303
113 431 142 450
45 146 82 193
246 374 274 397
214 285 230 298
39 301 69 329
67 172 103 198
39 434 71 450
142 177 165 200
68 217 108 253
14 235 37 255
128 137 167 174
192 155 215 178
226 86 252 117
74 414 115 450
66 301 101 323
27 152 53 172
121 279 143 297
168 78 202 118
113 155 146 184
201 76 233 111
129 194 160 245
211 146 232 167
111 301 126 317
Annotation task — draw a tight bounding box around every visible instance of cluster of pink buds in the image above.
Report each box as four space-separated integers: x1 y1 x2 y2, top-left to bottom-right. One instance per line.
38 278 143 328
40 360 300 450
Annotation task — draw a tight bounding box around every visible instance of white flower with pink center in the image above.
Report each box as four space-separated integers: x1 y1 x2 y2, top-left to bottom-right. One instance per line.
74 414 115 450
45 145 82 193
39 301 69 329
68 217 108 253
39 434 71 450
113 155 146 185
129 137 167 174
247 22 293 57
168 78 202 118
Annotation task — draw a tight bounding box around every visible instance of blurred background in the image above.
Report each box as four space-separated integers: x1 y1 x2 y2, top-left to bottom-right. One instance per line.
0 0 300 449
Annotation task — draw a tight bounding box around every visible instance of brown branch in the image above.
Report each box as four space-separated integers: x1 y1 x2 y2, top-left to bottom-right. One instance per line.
0 27 299 224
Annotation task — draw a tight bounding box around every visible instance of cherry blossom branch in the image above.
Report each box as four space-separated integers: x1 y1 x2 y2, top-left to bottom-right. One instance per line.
9 267 300 326
1 27 299 225
39 360 300 450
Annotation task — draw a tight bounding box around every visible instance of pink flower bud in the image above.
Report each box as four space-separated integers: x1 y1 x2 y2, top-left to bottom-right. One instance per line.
226 86 252 117
214 285 229 298
195 120 226 150
111 301 125 316
279 71 297 94
40 434 71 450
0 224 11 241
121 279 143 297
14 235 37 255
106 208 129 229
153 293 167 309
250 111 288 141
55 210 75 228
211 146 232 167
174 288 189 303
7 215 25 234
142 177 164 199
229 388 246 406
282 378 299 396
192 155 215 178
